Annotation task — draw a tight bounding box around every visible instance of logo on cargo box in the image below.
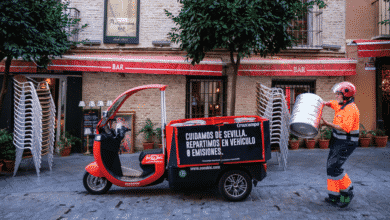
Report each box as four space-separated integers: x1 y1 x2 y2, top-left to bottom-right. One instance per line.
178 170 187 178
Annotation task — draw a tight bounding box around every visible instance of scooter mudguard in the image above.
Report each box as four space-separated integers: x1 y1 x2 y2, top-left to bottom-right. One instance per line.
85 161 105 177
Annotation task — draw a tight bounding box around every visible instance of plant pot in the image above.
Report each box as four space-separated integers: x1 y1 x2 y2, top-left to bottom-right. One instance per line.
289 140 299 150
359 137 371 147
60 146 71 156
374 136 388 148
305 139 316 149
143 142 154 150
3 160 15 173
318 139 329 149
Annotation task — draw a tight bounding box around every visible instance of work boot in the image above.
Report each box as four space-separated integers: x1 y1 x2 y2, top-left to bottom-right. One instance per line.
339 187 354 208
324 194 340 207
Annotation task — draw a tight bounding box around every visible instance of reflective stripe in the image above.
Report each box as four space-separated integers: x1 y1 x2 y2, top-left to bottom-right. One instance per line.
351 137 359 142
334 129 347 135
350 130 359 135
339 173 352 191
327 190 340 196
340 185 353 192
333 131 359 142
333 132 346 140
328 172 346 181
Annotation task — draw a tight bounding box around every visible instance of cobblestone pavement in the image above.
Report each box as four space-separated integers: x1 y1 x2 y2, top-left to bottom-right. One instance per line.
0 145 389 220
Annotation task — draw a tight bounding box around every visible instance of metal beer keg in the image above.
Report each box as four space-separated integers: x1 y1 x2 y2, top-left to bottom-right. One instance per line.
289 93 324 138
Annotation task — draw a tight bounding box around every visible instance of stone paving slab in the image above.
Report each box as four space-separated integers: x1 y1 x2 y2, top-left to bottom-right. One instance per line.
0 145 389 220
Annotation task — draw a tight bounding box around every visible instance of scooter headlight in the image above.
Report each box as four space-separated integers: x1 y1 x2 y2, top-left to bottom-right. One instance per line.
95 135 101 141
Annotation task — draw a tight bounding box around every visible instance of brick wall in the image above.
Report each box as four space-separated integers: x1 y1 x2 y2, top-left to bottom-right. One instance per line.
70 0 181 48
233 75 345 138
69 0 345 52
322 0 346 52
83 71 344 150
83 72 186 151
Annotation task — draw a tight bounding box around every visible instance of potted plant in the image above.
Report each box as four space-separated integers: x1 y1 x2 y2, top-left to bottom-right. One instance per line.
289 133 299 150
305 138 316 149
58 131 82 156
155 127 163 148
359 123 371 148
138 118 157 150
0 129 16 172
370 129 388 148
319 127 332 149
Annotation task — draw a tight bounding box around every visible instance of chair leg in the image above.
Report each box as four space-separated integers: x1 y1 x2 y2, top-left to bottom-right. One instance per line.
31 146 41 177
13 148 24 177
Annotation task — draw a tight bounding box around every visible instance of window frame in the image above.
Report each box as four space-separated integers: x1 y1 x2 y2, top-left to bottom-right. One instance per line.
287 0 323 49
272 79 316 111
185 76 227 119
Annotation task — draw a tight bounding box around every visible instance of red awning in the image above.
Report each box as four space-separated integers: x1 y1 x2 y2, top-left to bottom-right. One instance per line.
350 40 390 57
238 58 356 76
0 55 356 76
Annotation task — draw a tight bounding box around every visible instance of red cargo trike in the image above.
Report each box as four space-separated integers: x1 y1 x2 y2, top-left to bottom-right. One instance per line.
83 84 271 201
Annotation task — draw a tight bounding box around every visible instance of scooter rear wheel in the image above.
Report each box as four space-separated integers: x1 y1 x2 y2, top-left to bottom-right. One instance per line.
83 172 112 195
218 170 252 201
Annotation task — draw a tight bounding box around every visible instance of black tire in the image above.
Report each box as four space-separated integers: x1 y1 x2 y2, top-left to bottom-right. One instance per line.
218 170 252 201
83 172 112 195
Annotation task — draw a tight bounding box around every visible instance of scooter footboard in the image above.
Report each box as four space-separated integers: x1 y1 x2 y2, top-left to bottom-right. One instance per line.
85 161 105 177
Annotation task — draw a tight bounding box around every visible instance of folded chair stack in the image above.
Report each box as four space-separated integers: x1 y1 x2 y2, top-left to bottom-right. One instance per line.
256 83 290 171
13 75 56 177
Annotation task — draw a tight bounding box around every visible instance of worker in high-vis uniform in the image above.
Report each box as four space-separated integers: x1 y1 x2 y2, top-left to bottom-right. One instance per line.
321 82 359 208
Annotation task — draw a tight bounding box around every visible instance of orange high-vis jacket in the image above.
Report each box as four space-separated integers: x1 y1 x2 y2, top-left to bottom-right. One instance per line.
329 100 360 133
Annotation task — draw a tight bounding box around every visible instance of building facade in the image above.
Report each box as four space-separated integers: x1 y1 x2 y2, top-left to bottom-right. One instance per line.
346 0 390 134
1 0 359 152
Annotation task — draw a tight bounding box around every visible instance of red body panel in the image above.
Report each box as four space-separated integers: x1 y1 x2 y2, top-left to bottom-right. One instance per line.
85 161 104 177
93 140 165 187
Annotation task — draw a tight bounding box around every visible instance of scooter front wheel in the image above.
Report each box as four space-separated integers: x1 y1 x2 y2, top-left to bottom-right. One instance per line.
83 172 112 195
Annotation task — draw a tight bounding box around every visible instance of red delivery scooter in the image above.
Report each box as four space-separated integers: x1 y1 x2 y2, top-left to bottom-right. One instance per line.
83 84 271 201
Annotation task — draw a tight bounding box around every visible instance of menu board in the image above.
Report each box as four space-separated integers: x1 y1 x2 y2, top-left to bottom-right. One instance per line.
83 109 100 150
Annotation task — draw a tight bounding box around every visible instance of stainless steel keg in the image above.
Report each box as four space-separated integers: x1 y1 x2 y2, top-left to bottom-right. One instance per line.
289 93 324 138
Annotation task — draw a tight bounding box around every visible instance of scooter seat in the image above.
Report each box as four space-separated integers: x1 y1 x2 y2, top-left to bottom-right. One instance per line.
139 148 163 162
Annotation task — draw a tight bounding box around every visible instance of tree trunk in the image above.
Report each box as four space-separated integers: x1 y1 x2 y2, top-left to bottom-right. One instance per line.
229 52 240 116
0 56 12 115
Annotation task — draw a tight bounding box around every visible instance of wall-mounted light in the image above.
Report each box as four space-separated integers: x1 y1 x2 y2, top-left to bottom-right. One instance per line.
106 100 113 107
89 101 96 108
78 101 86 108
82 40 102 46
322 44 341 51
97 101 104 107
152 41 171 47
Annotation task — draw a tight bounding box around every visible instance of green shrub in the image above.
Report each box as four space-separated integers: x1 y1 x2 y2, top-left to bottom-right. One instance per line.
0 129 15 160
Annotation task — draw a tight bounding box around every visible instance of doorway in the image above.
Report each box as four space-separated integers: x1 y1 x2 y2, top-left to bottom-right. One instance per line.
381 67 390 136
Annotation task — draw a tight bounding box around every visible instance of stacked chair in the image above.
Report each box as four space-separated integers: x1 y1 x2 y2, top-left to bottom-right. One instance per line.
13 75 56 177
256 83 290 170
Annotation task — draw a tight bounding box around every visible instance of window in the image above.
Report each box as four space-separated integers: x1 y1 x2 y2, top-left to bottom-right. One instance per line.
272 80 315 112
287 0 323 48
186 76 227 118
